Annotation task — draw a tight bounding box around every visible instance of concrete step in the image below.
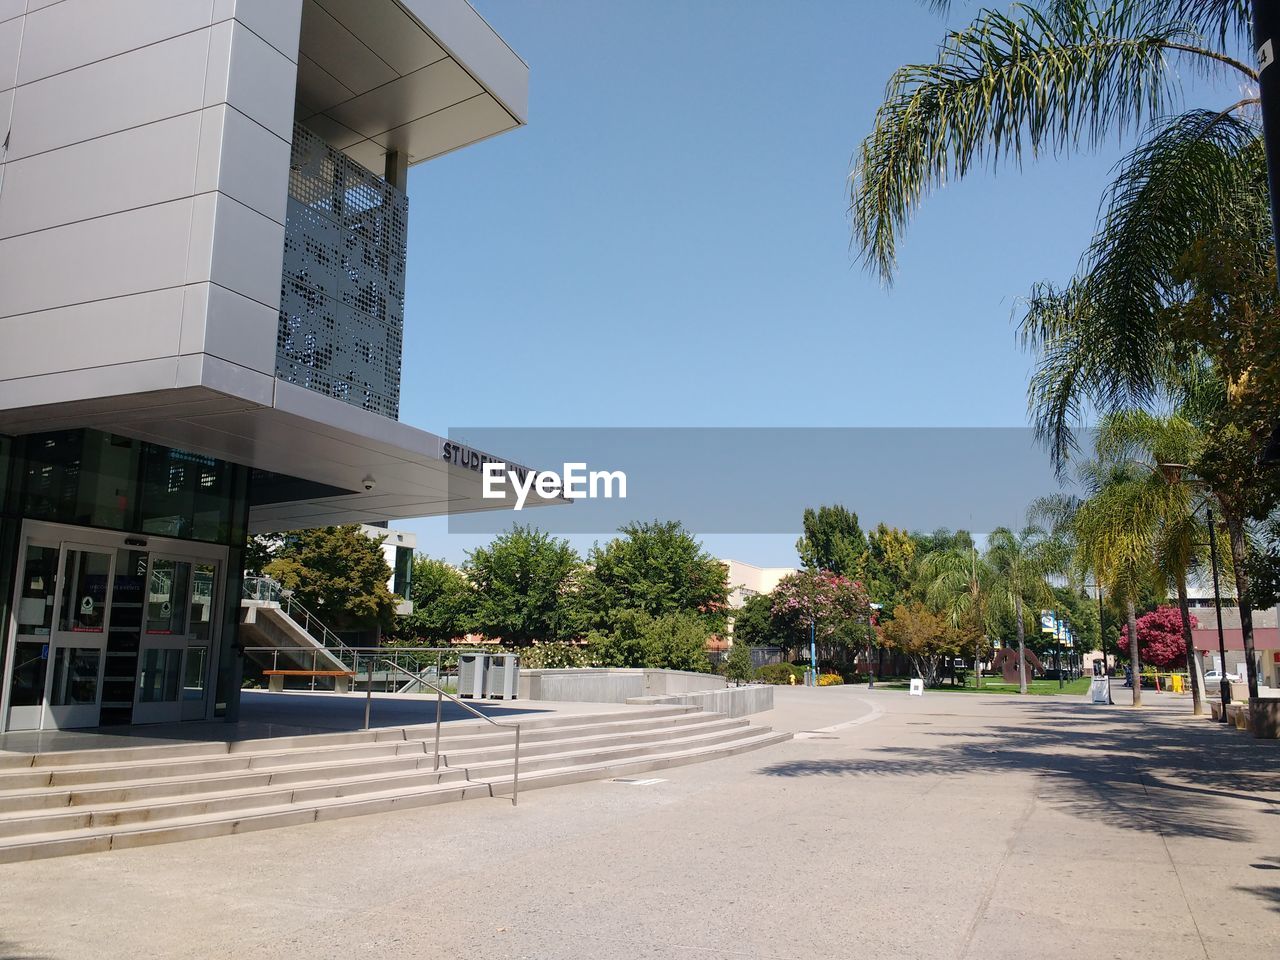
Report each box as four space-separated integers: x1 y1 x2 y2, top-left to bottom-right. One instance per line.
0 715 742 813
0 727 790 863
0 720 759 835
0 706 700 790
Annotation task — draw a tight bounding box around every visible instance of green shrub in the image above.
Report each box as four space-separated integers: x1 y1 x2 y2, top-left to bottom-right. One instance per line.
519 642 588 669
756 664 796 685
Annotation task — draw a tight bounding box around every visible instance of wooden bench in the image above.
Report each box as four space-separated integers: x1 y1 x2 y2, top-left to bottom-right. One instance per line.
263 669 356 693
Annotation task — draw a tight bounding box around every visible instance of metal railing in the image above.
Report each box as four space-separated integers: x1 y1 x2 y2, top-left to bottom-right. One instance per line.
242 576 358 671
377 656 521 806
238 644 520 806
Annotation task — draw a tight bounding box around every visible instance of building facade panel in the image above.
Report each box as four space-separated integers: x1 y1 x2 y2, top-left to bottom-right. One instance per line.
214 0 304 63
195 104 292 226
0 199 197 320
186 283 281 377
0 290 185 382
208 194 288 311
0 111 205 241
0 14 20 92
6 29 211 162
14 0 214 88
204 19 299 142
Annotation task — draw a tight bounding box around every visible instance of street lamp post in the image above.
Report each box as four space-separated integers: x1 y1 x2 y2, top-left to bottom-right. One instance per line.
809 618 817 687
1057 616 1068 690
1206 505 1232 718
1098 582 1113 704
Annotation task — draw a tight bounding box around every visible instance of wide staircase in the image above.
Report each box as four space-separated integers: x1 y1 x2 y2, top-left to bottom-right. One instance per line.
0 704 789 863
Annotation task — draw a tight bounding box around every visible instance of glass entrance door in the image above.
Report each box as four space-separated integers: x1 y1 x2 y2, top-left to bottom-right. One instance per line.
44 544 116 729
133 556 218 724
4 541 60 731
3 522 227 733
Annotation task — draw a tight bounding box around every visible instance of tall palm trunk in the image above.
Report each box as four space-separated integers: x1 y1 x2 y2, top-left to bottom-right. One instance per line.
1128 598 1141 707
1225 514 1260 699
1014 593 1028 694
1174 573 1203 715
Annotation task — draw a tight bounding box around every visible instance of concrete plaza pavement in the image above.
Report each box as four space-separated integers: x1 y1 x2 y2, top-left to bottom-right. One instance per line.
2 685 1278 960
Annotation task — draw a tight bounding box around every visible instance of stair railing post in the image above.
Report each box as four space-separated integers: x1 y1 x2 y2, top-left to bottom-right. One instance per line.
364 655 373 730
511 725 520 807
433 682 443 771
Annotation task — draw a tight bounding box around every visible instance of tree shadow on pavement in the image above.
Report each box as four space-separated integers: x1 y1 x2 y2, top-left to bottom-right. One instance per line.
0 940 53 960
757 699 1280 843
1236 858 1280 914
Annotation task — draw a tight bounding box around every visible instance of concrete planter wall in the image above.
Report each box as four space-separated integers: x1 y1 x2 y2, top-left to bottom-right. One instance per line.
1249 698 1280 739
627 685 774 718
519 668 727 704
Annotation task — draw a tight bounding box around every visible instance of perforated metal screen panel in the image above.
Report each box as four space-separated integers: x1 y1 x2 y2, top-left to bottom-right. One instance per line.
277 123 408 419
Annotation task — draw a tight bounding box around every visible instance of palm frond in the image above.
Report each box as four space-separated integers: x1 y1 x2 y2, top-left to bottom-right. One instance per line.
1168 0 1251 48
1020 109 1263 471
852 1 1202 282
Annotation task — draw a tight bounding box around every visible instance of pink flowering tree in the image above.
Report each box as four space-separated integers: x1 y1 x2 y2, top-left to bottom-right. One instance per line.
1120 606 1197 669
771 570 870 668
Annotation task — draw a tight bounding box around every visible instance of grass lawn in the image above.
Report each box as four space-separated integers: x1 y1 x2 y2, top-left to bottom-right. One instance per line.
879 677 1093 696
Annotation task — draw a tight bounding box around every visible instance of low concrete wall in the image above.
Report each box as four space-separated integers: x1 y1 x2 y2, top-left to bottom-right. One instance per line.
518 668 727 704
1250 698 1280 738
627 684 773 718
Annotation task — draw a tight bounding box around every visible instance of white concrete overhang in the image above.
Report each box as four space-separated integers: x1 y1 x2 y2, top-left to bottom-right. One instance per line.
0 376 563 534
295 0 528 174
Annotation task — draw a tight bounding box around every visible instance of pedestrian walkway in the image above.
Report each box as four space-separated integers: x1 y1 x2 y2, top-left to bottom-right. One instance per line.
1 686 1276 959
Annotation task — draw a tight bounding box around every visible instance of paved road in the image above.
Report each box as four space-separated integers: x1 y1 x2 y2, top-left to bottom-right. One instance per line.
3 686 1279 960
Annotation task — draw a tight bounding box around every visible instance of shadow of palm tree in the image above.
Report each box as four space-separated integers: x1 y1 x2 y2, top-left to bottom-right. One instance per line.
758 700 1280 843
0 938 53 960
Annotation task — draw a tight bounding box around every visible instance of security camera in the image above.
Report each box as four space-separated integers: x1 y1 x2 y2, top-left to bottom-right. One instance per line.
361 475 376 492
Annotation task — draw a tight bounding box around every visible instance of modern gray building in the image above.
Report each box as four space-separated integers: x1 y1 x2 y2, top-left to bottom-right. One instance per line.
0 0 529 732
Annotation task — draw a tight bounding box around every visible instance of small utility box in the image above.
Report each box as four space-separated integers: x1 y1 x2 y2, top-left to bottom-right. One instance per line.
486 654 520 700
457 653 489 699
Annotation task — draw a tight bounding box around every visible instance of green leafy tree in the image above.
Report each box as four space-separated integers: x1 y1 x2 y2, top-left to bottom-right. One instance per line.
771 570 871 669
796 505 867 579
389 556 474 644
881 602 968 688
587 610 712 673
911 528 975 558
729 592 781 647
723 633 756 684
579 521 729 632
244 533 282 577
263 525 397 634
865 524 917 615
465 525 582 646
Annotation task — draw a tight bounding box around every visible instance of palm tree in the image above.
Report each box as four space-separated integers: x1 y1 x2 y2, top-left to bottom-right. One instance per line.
986 524 1063 693
1072 458 1162 705
920 544 996 687
1096 409 1212 714
852 1 1258 284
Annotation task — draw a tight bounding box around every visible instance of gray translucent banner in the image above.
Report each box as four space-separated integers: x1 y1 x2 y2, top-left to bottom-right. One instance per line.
445 428 1082 535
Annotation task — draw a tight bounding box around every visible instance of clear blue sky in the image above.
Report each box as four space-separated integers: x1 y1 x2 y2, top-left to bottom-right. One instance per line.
396 1 1237 567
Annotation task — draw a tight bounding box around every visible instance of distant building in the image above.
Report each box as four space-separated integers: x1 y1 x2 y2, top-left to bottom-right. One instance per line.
720 559 798 651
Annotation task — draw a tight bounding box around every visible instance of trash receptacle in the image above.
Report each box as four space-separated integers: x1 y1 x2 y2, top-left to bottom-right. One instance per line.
457 653 489 699
486 654 520 700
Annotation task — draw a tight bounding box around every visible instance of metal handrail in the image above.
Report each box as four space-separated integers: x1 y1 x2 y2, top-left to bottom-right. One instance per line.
377 656 520 807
